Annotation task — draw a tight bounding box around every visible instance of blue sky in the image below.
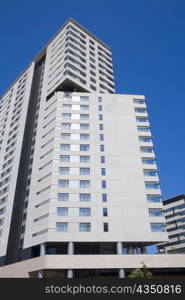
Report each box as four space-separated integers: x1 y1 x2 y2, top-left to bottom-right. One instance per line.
0 0 184 201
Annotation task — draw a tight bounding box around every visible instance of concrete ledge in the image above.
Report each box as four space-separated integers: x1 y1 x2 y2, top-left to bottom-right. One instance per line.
0 254 185 278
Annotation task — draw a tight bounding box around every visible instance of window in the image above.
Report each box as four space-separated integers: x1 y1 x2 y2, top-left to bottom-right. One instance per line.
137 127 150 132
140 147 153 153
139 137 152 142
80 114 89 120
56 222 68 232
80 134 89 140
80 144 89 151
142 158 155 165
80 168 90 175
61 123 71 129
99 114 103 120
80 123 89 130
79 208 91 216
60 144 70 151
147 195 162 203
80 180 90 188
59 180 69 188
103 208 108 217
79 222 91 232
57 207 68 216
99 124 103 130
136 117 148 123
135 108 147 113
63 104 71 110
100 134 104 141
60 155 70 162
98 105 102 111
98 97 102 102
102 194 107 202
101 156 105 163
80 96 89 102
101 168 106 175
143 170 158 176
145 182 160 189
80 156 90 163
80 193 90 202
80 105 89 111
100 145 104 152
58 193 69 201
62 113 71 119
150 223 165 232
61 133 70 139
103 223 108 232
59 167 70 175
134 99 145 104
102 180 106 188
149 209 163 217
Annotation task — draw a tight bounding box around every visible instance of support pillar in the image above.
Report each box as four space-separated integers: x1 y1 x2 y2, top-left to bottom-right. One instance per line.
38 270 43 278
117 242 125 278
67 242 74 278
40 243 46 256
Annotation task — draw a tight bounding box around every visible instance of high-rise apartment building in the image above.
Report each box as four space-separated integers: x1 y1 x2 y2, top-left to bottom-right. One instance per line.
0 18 168 278
158 195 185 254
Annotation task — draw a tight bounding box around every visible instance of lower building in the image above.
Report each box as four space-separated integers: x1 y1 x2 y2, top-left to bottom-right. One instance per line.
158 194 185 254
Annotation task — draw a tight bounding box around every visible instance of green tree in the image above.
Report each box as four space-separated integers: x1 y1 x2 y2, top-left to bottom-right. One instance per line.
128 262 152 278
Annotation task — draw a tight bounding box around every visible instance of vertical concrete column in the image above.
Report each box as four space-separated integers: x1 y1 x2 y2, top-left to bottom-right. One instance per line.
38 270 43 278
40 243 46 256
67 242 74 278
141 246 147 254
117 242 125 278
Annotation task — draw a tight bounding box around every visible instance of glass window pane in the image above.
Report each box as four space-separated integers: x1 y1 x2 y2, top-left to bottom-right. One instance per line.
80 180 90 188
57 207 68 216
80 193 91 202
79 222 91 232
80 144 89 151
56 222 68 232
59 180 69 187
79 208 91 216
60 155 70 162
80 156 90 163
59 167 70 175
80 168 90 175
58 193 69 201
60 144 70 151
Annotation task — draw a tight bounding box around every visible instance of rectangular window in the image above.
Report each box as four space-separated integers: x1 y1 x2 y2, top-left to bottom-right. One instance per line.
149 208 163 217
99 114 103 120
136 117 148 123
62 113 71 119
61 133 71 140
99 124 103 130
134 99 145 104
61 123 71 129
80 96 89 102
80 134 89 140
135 108 147 113
100 145 104 152
137 127 150 132
100 134 104 141
63 104 71 110
60 144 70 151
79 208 91 216
143 170 158 176
79 222 91 232
101 156 105 163
80 105 89 111
103 207 108 217
56 222 68 232
139 137 152 142
101 168 106 175
145 182 160 189
80 123 89 130
60 155 70 162
80 156 90 163
80 144 89 151
98 105 102 111
102 180 106 188
98 97 102 102
80 114 89 120
103 223 108 232
57 207 68 216
58 180 69 188
102 194 107 202
58 193 69 201
147 195 162 203
59 167 70 175
140 147 153 153
80 168 90 175
80 180 90 188
80 193 91 202
142 158 155 165
150 223 165 232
